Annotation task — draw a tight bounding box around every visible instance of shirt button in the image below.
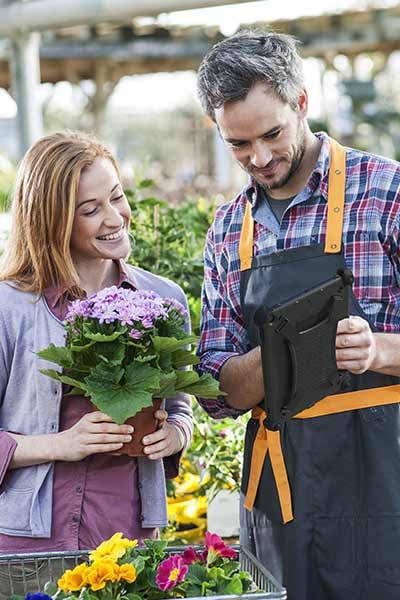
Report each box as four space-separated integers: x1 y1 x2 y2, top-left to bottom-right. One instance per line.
76 486 82 493
72 515 80 523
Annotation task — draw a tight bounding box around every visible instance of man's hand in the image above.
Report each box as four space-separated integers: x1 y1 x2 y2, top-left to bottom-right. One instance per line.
336 316 377 374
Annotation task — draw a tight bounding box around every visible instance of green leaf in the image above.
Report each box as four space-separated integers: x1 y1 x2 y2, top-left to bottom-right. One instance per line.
85 331 125 342
158 371 177 397
181 373 224 398
94 340 125 366
152 335 198 352
84 363 160 424
171 348 200 368
224 574 244 595
44 580 58 595
37 344 73 368
175 370 200 389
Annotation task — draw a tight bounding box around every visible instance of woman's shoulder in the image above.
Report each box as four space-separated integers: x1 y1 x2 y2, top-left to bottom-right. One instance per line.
126 264 187 304
0 281 38 313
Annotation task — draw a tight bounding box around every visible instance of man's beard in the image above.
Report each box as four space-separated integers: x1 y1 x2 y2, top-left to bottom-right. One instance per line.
253 122 306 192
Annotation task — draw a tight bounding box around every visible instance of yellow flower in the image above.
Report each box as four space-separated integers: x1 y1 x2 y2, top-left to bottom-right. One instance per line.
57 563 88 592
89 532 138 562
85 559 119 591
117 563 137 583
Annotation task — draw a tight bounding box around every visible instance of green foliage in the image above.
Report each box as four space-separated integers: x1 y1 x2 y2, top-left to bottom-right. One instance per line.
126 180 215 303
0 154 16 212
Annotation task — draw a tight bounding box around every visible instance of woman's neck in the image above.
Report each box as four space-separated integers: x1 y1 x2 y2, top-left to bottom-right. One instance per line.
75 259 119 297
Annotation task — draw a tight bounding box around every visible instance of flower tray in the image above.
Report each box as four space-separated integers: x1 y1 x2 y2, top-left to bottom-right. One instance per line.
0 545 286 599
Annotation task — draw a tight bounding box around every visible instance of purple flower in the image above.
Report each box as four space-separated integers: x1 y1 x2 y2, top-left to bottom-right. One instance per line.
24 594 52 600
64 288 171 329
156 554 188 591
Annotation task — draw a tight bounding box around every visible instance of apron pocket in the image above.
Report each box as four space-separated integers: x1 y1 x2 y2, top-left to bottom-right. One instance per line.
314 517 355 571
368 517 400 584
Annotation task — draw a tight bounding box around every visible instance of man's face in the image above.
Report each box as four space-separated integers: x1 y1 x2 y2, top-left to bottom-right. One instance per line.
215 83 307 196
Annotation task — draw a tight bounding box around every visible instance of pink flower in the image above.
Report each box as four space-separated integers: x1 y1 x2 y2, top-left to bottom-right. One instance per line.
181 546 205 565
204 531 237 565
156 554 188 591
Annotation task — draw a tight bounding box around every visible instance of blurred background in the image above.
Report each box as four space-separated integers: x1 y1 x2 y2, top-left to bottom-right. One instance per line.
0 0 399 203
0 0 399 542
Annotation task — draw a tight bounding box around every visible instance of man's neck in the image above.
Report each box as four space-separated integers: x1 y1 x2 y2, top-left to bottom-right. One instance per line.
268 130 322 200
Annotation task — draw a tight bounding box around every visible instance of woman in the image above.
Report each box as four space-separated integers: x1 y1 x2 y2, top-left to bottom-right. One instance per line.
0 131 192 594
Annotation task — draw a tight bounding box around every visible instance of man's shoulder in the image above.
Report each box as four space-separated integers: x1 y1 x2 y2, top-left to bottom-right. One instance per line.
346 145 400 174
211 189 247 229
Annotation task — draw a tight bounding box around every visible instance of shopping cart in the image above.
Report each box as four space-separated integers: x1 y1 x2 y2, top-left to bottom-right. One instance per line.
0 544 286 599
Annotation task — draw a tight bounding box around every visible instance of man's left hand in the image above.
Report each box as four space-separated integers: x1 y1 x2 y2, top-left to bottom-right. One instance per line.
336 316 377 374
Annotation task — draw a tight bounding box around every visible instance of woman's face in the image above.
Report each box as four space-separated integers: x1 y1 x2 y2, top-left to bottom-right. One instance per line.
70 157 131 267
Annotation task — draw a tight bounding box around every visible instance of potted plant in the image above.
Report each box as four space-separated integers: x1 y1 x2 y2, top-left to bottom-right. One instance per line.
37 286 222 456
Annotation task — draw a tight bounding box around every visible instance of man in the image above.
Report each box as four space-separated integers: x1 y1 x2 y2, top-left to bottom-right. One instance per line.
196 30 400 600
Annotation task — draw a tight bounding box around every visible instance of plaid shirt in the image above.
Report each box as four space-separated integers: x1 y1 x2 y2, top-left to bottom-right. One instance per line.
197 132 400 418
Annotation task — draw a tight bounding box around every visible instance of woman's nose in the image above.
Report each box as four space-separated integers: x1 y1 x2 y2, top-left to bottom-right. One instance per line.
104 203 124 226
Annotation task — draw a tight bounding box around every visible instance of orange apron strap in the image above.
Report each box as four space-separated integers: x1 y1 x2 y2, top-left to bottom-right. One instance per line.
243 414 269 512
296 385 400 419
325 138 346 254
244 408 294 523
239 201 253 271
268 429 294 523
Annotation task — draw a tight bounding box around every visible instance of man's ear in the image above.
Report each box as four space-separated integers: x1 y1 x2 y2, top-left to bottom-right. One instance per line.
297 89 308 117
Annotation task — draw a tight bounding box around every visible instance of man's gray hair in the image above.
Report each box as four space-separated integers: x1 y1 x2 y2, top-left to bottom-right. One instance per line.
197 30 305 121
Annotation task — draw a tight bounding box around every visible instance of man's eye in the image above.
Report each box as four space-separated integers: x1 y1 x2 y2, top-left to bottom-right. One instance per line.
266 130 281 139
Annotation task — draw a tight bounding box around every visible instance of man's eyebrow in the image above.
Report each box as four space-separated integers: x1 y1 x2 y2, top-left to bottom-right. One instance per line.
77 182 121 208
225 125 281 144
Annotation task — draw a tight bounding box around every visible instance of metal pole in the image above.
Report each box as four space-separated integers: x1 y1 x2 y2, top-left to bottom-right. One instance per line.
0 0 258 35
9 32 43 157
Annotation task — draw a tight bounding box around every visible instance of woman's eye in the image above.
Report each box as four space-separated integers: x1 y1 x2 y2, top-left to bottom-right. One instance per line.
83 207 97 216
111 194 124 202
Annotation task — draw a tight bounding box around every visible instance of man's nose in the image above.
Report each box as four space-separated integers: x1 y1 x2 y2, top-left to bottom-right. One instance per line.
250 142 272 168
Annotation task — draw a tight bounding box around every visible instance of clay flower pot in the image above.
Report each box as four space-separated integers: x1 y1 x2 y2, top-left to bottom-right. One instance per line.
120 398 163 457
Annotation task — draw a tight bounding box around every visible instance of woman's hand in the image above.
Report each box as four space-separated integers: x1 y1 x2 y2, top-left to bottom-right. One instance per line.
142 409 185 460
53 411 133 461
336 316 377 374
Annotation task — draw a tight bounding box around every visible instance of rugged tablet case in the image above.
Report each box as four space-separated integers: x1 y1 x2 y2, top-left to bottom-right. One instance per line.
255 269 354 430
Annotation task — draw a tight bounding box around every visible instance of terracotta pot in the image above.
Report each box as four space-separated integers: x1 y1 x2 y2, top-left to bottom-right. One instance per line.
120 398 163 457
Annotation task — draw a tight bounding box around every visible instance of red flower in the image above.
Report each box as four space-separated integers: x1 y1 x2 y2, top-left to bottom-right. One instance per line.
182 546 205 565
156 554 188 591
204 531 237 565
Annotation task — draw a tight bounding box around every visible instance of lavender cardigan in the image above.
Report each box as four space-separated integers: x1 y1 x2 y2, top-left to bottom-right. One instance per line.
0 265 193 537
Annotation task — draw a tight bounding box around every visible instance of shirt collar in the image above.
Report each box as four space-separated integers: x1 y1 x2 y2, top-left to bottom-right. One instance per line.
44 259 137 309
244 131 332 209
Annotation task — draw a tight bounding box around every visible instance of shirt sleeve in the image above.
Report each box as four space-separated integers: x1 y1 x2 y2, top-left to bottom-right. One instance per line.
196 225 249 419
162 289 194 479
0 431 17 487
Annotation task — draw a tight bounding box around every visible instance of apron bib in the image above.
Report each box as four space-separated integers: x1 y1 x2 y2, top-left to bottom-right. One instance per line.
239 138 400 599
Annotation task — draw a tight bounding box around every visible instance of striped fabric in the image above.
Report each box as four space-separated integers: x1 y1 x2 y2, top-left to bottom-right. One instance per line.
196 132 400 418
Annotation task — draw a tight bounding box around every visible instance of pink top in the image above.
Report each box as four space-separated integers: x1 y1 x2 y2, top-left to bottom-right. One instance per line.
0 262 157 551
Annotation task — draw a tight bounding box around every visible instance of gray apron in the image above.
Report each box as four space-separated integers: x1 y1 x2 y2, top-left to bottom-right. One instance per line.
239 139 400 600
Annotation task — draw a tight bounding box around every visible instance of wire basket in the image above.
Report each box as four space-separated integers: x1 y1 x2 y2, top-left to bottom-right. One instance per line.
0 544 286 599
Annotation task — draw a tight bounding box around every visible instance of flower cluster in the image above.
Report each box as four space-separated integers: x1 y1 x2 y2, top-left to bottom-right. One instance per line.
38 286 222 424
30 531 256 600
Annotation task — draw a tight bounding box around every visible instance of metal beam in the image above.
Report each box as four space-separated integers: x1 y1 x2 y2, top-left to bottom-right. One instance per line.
0 0 257 36
9 32 43 156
